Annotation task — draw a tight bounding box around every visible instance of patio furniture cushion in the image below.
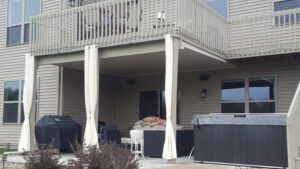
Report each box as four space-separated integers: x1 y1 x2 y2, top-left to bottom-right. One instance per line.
133 118 182 131
143 117 160 123
133 125 142 130
143 117 167 126
121 137 131 144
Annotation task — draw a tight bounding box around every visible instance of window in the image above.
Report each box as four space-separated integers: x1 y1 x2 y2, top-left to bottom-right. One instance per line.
3 80 24 123
221 77 276 114
249 77 275 113
221 80 245 113
206 0 228 18
275 13 300 26
7 0 41 45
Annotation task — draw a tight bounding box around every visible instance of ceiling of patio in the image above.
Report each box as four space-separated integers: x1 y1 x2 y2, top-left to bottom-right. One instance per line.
61 48 233 76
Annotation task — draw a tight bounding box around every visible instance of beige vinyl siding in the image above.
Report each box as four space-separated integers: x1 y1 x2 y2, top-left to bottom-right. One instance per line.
228 0 273 19
62 68 118 131
116 60 300 134
116 87 139 136
37 65 60 119
228 0 273 57
276 66 300 112
62 68 86 128
0 0 29 142
181 61 300 128
226 0 300 59
42 0 61 13
0 0 60 145
99 75 118 126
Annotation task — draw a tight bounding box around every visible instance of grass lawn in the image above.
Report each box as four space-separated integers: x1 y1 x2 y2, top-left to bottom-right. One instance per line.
0 148 16 154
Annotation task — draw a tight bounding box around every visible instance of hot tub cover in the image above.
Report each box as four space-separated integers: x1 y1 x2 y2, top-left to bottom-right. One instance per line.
192 113 287 126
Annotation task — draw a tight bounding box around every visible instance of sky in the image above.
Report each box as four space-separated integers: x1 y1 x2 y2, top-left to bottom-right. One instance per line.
206 0 228 18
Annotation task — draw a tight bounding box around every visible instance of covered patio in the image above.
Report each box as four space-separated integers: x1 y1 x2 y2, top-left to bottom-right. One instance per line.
18 35 231 160
56 37 231 138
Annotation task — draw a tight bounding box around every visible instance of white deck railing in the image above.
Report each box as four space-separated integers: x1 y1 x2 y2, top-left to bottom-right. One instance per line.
228 9 300 59
31 1 300 59
30 0 228 57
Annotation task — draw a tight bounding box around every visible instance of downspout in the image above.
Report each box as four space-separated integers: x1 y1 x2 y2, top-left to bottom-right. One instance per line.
59 0 64 10
116 78 119 126
57 66 64 115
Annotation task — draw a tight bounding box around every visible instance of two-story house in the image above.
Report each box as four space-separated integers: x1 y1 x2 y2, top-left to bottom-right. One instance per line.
1 0 300 167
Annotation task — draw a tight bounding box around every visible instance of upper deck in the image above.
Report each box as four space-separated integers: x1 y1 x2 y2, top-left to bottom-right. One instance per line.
30 0 300 59
30 0 228 58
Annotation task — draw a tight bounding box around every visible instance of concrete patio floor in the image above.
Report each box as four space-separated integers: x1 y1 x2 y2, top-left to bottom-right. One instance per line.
4 154 235 169
139 157 234 169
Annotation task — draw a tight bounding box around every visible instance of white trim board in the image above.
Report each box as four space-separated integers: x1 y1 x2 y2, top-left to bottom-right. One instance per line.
181 41 227 63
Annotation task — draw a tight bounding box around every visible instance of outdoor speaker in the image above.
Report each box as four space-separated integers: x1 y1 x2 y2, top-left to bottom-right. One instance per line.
199 74 210 81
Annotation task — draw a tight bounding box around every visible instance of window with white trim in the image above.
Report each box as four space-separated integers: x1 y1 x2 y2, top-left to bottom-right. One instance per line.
7 0 41 45
221 77 276 113
3 80 24 123
221 79 245 113
249 77 276 113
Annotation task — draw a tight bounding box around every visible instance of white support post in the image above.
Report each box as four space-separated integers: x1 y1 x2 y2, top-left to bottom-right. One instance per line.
18 54 37 152
163 34 179 161
84 45 99 147
287 82 300 169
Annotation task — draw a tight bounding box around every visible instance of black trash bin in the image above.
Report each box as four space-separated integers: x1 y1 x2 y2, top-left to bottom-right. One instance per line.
192 114 288 168
35 115 82 152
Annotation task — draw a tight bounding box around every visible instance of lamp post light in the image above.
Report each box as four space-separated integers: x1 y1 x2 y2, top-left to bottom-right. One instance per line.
1 154 8 169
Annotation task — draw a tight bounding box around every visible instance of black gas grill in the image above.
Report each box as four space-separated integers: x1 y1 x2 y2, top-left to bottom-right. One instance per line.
35 115 82 152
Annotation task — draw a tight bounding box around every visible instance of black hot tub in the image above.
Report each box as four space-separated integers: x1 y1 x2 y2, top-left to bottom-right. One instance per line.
192 114 288 168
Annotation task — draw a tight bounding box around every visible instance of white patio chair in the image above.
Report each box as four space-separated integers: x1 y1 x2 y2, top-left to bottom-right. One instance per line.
130 130 145 160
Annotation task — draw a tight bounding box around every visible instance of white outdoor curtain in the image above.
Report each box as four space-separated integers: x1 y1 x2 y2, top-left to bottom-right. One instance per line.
162 35 178 160
18 54 36 152
287 82 300 169
84 45 100 147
